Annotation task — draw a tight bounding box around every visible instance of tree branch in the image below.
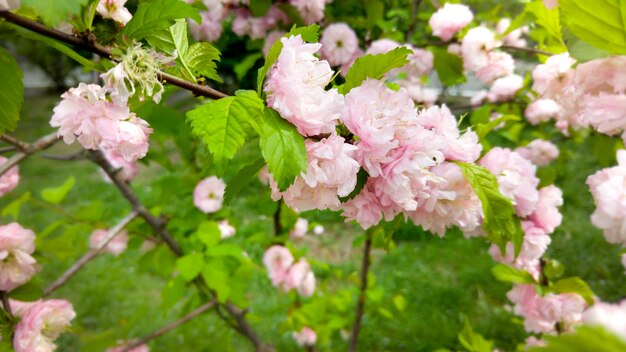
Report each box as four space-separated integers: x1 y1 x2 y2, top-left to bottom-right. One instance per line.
119 300 218 352
0 11 228 100
405 0 422 42
501 45 553 56
349 233 373 352
44 211 138 297
0 133 60 176
0 290 13 318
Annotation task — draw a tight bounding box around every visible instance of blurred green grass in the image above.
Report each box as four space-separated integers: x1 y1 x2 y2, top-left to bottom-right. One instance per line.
1 92 625 352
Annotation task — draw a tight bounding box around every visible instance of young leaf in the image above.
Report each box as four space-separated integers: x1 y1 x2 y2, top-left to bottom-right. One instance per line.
40 177 76 204
0 47 24 135
186 42 223 83
122 0 201 41
491 264 537 284
186 90 263 171
458 316 494 352
526 1 564 46
21 0 89 26
547 277 595 305
223 158 266 205
257 108 308 191
456 162 524 256
176 252 204 282
431 47 466 86
201 258 231 302
196 221 222 248
342 47 412 94
560 0 626 54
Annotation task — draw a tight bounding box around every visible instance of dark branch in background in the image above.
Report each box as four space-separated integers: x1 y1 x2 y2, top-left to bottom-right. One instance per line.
501 45 553 56
273 200 283 236
0 11 228 100
0 132 60 176
119 300 217 352
348 232 373 352
0 290 13 318
87 149 272 352
44 211 138 297
0 146 17 154
405 0 422 42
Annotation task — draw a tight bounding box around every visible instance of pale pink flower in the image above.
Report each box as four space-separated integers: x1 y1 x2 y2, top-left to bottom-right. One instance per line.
284 259 316 296
474 52 515 84
89 228 129 256
400 79 439 106
462 27 497 72
0 0 19 11
583 300 626 340
582 93 626 141
341 183 384 229
263 30 285 57
107 343 150 352
515 139 559 167
290 218 309 239
13 299 76 352
10 299 38 317
525 337 546 348
428 3 474 42
101 64 133 106
263 245 294 286
271 177 344 212
218 220 236 239
532 53 576 99
110 116 152 162
289 0 325 24
193 176 226 214
0 156 19 196
366 39 400 56
97 0 132 26
313 225 324 235
189 8 225 42
543 0 558 9
264 35 344 137
490 222 550 272
496 18 528 48
0 223 37 292
99 148 138 183
320 23 359 67
574 57 626 95
471 90 488 106
258 165 270 185
529 185 563 234
487 74 524 103
292 326 317 347
525 99 562 125
232 7 288 40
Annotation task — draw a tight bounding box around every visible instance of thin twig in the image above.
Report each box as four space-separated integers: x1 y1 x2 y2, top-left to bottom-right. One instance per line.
119 300 218 352
0 290 13 318
501 45 553 56
349 233 373 352
0 133 60 176
0 146 16 154
44 211 138 297
0 11 228 100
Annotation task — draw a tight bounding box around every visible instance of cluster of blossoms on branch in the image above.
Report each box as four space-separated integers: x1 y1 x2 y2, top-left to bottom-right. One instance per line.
263 245 316 297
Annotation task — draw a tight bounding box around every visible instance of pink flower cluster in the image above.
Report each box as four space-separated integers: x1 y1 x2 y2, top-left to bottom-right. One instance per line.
289 0 328 24
12 299 76 352
50 83 153 162
428 3 473 42
262 245 315 297
0 156 19 196
320 23 360 67
0 223 38 292
292 326 317 347
89 228 129 256
99 148 139 183
515 139 560 167
587 150 626 245
232 6 289 40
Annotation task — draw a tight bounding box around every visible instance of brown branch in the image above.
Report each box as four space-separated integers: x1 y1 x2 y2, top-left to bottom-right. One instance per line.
349 233 373 352
119 300 218 352
0 146 17 154
44 211 138 297
405 0 422 42
501 45 553 56
0 133 60 176
0 11 228 100
274 200 283 236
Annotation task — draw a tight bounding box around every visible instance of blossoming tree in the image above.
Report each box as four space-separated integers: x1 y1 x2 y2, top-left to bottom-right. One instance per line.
0 0 626 351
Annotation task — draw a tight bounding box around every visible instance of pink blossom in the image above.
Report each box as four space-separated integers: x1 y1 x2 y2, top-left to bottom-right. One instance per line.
89 228 129 256
490 222 550 272
320 23 359 67
487 74 524 103
525 99 562 125
480 147 539 217
543 0 559 9
289 0 325 24
99 148 138 183
284 259 316 296
292 327 317 347
0 0 19 11
574 57 626 95
529 185 563 234
400 79 439 106
428 3 474 42
189 8 225 42
0 223 37 292
462 27 497 72
496 18 528 48
532 53 576 99
313 225 324 235
111 116 152 161
582 93 626 141
471 90 488 106
366 39 400 56
0 156 19 196
97 0 132 25
290 218 309 239
525 337 546 348
515 139 559 166
263 245 294 286
193 176 226 214
218 220 236 239
100 64 132 106
232 7 288 40
107 343 150 352
341 183 384 229
264 35 344 137
13 299 76 352
583 300 626 340
474 52 515 84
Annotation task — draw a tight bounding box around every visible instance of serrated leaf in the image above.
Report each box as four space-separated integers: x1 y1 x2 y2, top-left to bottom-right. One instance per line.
0 47 24 135
21 0 89 26
491 264 537 284
186 42 223 83
547 277 594 305
526 1 564 46
528 325 626 352
456 162 524 256
224 158 266 205
458 317 494 352
176 252 204 281
342 47 412 94
186 90 263 171
40 177 75 204
258 108 307 191
560 0 626 54
431 47 466 86
123 0 201 41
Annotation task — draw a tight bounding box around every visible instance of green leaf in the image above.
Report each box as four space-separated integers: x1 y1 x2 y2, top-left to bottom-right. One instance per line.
21 0 89 26
40 177 76 204
431 47 466 86
0 47 24 135
1 191 30 220
458 317 494 352
161 275 186 309
340 168 369 202
393 294 407 312
543 259 565 280
122 0 201 41
475 114 521 139
187 90 263 171
176 252 204 282
10 276 43 301
196 221 222 248
491 264 537 284
224 158 266 205
249 0 272 16
186 42 223 83
234 52 263 81
526 1 564 46
560 0 626 54
201 258 231 302
547 277 594 305
258 108 307 190
342 47 412 94
528 325 626 352
456 162 524 256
